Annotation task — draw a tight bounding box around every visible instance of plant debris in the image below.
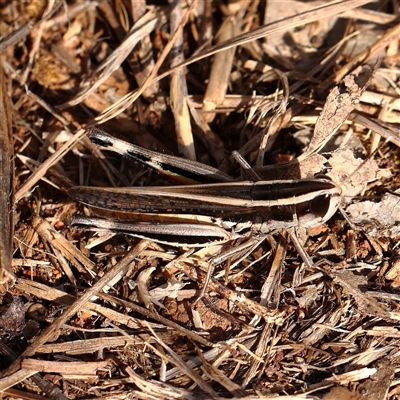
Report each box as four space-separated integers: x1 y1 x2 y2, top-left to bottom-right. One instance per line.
1 1 400 399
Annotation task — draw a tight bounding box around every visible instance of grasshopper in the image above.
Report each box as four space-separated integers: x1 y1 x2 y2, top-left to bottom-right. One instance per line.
67 127 342 247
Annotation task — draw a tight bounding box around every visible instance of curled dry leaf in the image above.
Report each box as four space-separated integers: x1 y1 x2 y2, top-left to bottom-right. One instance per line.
327 148 391 199
149 279 188 301
299 66 374 162
346 193 400 238
136 267 166 310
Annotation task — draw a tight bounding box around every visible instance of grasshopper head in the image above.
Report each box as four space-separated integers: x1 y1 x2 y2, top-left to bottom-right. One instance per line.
297 182 342 228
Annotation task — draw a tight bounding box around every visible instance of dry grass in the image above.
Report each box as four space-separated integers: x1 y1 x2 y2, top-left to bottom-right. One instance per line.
1 1 400 399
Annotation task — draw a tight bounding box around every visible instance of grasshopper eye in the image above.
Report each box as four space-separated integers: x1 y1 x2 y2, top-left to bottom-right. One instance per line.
297 194 335 229
309 194 332 218
309 190 341 227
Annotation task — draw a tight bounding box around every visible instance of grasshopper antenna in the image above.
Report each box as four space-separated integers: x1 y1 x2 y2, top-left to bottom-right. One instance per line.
231 150 261 181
